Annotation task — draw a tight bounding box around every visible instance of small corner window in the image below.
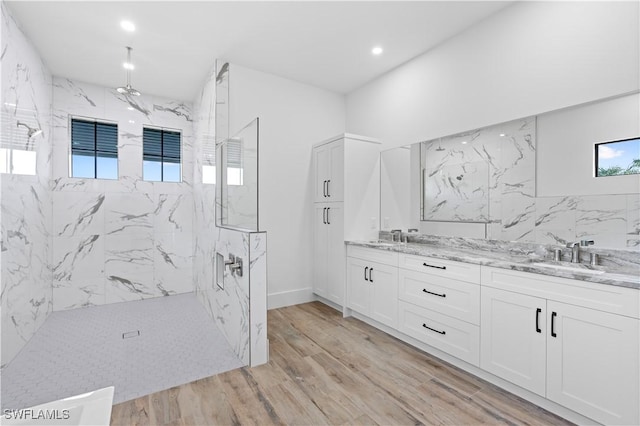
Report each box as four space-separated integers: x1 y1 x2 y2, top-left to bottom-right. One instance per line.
595 137 640 177
143 127 181 182
71 118 118 179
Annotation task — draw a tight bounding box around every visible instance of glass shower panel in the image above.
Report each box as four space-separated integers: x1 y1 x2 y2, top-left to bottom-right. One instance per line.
216 118 259 231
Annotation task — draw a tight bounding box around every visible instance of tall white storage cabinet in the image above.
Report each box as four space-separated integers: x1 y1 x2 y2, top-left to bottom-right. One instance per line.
312 134 381 307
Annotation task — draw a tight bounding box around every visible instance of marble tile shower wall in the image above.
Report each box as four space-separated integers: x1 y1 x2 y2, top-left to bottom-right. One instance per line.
192 67 254 363
192 65 268 367
1 2 54 367
50 78 195 310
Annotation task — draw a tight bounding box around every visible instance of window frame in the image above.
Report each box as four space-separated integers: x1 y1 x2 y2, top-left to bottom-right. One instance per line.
142 125 183 183
69 116 119 180
594 136 640 178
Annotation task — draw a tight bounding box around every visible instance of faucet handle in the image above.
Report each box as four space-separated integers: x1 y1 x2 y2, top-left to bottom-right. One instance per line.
580 240 594 247
565 242 579 248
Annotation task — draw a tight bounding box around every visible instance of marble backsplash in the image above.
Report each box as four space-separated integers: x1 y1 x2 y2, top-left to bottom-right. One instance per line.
1 2 54 367
50 78 195 310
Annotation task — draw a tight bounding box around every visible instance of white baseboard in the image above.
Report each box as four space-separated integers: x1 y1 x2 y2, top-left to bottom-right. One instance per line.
268 288 315 310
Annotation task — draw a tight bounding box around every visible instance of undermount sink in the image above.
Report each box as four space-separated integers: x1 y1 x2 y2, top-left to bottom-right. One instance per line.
530 262 605 275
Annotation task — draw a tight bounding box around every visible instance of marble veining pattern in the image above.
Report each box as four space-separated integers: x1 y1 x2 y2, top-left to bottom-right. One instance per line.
50 78 195 309
1 3 54 367
364 234 640 289
422 117 536 239
191 64 267 367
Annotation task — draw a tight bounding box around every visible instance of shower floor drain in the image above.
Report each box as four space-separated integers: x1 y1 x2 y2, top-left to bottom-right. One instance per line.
122 330 140 339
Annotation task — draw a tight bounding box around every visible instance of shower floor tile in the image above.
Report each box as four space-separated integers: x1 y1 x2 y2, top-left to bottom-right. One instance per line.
0 292 244 410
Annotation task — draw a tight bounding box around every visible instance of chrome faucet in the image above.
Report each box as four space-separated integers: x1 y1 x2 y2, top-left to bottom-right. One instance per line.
566 242 581 263
390 229 402 242
565 240 595 263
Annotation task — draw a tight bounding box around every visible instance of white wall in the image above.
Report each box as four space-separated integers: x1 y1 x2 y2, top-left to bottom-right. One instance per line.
228 64 345 308
346 1 639 149
537 93 640 197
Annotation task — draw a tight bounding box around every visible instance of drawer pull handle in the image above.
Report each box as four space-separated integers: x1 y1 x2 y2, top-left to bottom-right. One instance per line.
536 308 541 333
422 289 446 298
551 311 557 338
364 266 369 282
369 268 373 283
422 323 446 335
423 262 446 270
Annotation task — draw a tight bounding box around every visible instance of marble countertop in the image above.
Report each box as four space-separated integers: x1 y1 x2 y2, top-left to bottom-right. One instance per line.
346 240 640 290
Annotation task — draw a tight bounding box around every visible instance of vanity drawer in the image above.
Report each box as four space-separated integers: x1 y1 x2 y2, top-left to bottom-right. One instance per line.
481 267 640 318
399 269 480 324
399 254 480 284
347 245 398 266
398 300 479 366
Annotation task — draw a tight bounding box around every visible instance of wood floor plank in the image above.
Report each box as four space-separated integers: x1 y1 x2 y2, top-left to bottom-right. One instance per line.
112 301 575 426
110 397 151 426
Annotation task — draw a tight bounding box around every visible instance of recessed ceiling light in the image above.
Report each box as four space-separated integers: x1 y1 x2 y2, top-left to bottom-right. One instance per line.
123 62 135 70
120 20 135 32
461 141 468 145
127 107 134 111
371 46 383 56
499 133 506 137
128 120 135 124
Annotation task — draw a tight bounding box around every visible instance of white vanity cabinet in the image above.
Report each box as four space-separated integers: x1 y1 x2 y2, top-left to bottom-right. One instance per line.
481 267 640 426
312 134 381 306
397 254 481 366
313 140 344 203
313 203 344 303
346 246 398 328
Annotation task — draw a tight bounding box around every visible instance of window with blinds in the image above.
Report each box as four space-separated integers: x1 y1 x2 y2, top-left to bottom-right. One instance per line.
226 137 243 186
143 127 181 182
70 118 118 179
202 135 216 184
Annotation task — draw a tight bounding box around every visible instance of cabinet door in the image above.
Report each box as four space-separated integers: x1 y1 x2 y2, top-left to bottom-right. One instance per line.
325 204 344 305
347 257 370 315
313 145 330 203
369 262 398 328
327 141 344 202
480 287 547 396
547 301 639 425
312 205 328 297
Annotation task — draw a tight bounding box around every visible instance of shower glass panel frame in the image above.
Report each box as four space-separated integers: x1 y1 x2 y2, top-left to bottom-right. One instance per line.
215 117 259 232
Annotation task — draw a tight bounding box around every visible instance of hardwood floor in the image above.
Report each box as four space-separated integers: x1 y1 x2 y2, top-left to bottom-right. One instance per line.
111 302 573 425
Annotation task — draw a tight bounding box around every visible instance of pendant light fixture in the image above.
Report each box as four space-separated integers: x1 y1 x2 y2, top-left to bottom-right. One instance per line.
116 46 141 96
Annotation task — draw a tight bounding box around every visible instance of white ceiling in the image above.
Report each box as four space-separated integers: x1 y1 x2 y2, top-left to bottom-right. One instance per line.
6 1 512 102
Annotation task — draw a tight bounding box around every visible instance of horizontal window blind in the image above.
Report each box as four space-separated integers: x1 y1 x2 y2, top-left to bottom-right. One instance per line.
202 135 216 166
143 127 181 182
143 128 181 163
226 137 242 168
71 118 117 158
